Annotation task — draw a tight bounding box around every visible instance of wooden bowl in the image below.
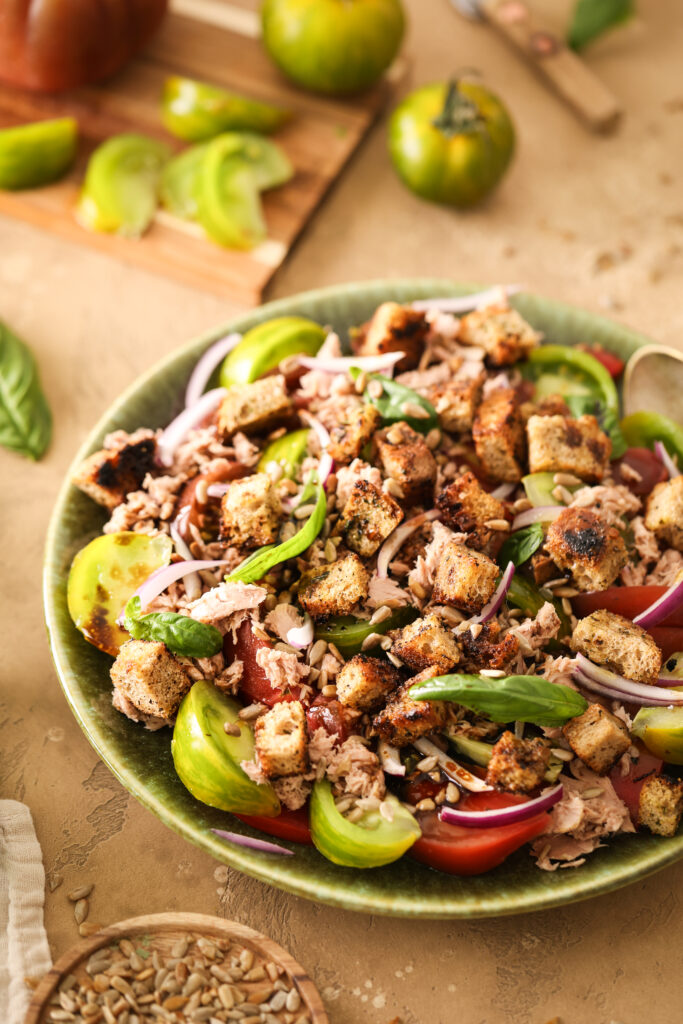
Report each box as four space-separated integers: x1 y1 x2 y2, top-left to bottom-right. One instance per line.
26 912 328 1023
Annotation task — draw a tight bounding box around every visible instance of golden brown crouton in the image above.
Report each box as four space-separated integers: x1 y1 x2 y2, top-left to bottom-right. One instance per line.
254 700 308 778
72 429 157 510
428 376 484 434
338 479 404 557
562 703 631 775
297 553 369 619
432 542 499 613
571 610 662 685
219 473 281 550
391 614 461 674
645 476 683 552
638 774 683 837
458 620 520 672
111 640 191 721
472 388 525 483
354 301 428 372
374 421 437 504
336 654 401 711
526 414 611 483
217 375 291 439
545 507 628 591
485 731 551 793
372 667 447 748
436 470 507 551
459 304 541 366
327 404 380 464
530 548 559 586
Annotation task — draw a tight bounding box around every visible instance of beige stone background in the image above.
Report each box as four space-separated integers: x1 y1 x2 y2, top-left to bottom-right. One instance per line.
2 0 683 1022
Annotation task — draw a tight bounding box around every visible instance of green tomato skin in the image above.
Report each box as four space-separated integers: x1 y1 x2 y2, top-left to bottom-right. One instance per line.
261 0 405 96
219 316 326 387
172 680 281 816
310 779 420 867
257 428 310 478
632 702 683 765
160 144 209 219
162 76 291 142
388 81 515 208
527 345 619 413
621 412 683 466
314 606 418 658
0 118 78 190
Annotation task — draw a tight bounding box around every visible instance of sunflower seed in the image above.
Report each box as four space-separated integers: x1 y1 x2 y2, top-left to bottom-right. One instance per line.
553 472 581 486
354 370 368 394
68 884 93 902
550 747 574 761
286 989 301 1012
484 518 510 532
368 379 384 399
415 798 436 812
582 787 604 799
74 899 89 925
360 632 383 651
445 783 460 804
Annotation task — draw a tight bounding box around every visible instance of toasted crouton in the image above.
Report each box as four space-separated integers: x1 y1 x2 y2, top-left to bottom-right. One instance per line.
327 404 381 464
254 700 308 778
645 476 683 552
638 774 683 837
372 667 447 747
526 414 611 483
336 654 401 711
374 421 437 504
459 304 541 366
217 375 291 439
472 388 525 482
530 548 559 586
297 553 369 619
458 620 520 671
72 429 157 510
571 609 662 685
428 376 484 434
432 542 499 613
391 614 461 674
562 703 631 775
436 470 507 551
354 302 428 372
339 480 404 557
485 731 551 793
111 639 191 721
545 507 628 591
219 473 281 550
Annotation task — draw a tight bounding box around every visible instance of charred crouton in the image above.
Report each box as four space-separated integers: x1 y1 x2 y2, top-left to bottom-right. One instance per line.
458 620 520 672
336 654 401 711
436 470 507 551
327 404 380 464
428 376 484 434
432 542 499 613
354 301 428 372
254 700 308 778
72 429 157 510
219 473 281 551
297 553 369 619
485 731 551 793
527 414 611 483
472 388 525 483
372 667 447 747
645 476 683 552
530 548 559 586
111 640 191 721
339 480 404 557
217 375 291 439
638 774 683 837
571 610 662 685
562 703 631 775
458 304 541 366
374 421 437 504
545 507 627 591
391 614 461 674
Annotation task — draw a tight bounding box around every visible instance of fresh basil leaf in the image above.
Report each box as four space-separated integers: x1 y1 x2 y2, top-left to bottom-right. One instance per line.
565 393 627 460
498 523 544 568
568 0 634 51
409 672 587 727
350 368 438 435
0 320 52 460
123 595 222 658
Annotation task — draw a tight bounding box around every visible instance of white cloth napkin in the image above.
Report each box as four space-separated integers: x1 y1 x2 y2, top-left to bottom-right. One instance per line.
0 801 52 1024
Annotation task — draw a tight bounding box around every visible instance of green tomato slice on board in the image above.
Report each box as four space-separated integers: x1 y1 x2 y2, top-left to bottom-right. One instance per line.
0 117 78 190
162 75 291 142
195 155 265 249
257 428 310 478
219 315 326 387
159 143 208 219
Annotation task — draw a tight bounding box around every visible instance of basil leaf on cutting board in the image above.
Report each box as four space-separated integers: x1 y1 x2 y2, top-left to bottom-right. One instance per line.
123 596 223 658
350 368 438 435
498 523 545 568
0 320 52 460
568 0 634 51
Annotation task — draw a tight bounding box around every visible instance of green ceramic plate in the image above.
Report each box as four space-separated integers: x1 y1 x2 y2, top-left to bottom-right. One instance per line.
44 279 683 918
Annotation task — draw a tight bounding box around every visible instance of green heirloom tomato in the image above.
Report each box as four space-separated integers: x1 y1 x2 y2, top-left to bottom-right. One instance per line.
261 0 405 96
0 118 78 190
310 778 420 867
314 606 418 658
257 428 310 478
632 701 683 765
522 471 580 507
159 143 208 219
389 80 515 208
219 316 326 387
172 679 280 816
525 345 620 413
67 532 172 656
621 412 683 467
506 575 570 638
162 75 291 142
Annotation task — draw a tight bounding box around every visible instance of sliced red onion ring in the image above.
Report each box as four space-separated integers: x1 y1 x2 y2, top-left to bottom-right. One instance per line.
211 828 294 856
413 738 493 793
376 510 441 580
169 514 201 601
573 653 683 706
490 482 516 500
297 352 405 374
633 573 683 628
440 783 563 829
158 387 227 467
654 440 680 480
378 740 405 777
317 451 334 487
411 284 521 313
299 410 330 450
185 333 241 408
511 505 564 530
286 614 314 649
129 558 230 614
468 561 515 626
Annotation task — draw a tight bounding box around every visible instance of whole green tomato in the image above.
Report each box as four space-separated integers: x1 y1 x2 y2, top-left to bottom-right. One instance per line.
261 0 405 96
389 80 515 207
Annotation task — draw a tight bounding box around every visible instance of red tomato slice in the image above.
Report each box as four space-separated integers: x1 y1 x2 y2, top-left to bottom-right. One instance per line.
613 447 668 496
225 620 304 707
235 807 313 845
572 586 683 628
175 461 248 538
609 748 663 825
306 695 349 743
580 344 625 379
647 627 683 661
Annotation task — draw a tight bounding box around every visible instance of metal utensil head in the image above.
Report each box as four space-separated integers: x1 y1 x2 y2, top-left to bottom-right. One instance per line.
450 0 483 20
623 344 683 419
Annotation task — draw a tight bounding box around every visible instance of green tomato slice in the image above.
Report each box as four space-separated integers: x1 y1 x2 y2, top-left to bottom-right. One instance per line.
172 680 280 816
525 345 619 412
0 117 78 190
314 607 418 659
310 779 420 868
257 428 310 478
522 471 580 507
621 411 683 466
77 133 171 238
219 315 326 387
67 531 172 656
162 75 291 142
632 698 683 765
159 143 208 219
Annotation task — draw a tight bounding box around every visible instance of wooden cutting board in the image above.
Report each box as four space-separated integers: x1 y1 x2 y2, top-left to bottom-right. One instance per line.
0 0 407 305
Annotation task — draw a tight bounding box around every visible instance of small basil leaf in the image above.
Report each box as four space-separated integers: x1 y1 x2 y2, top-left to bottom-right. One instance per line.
565 393 627 460
350 368 438 435
568 0 634 51
498 523 544 568
0 320 52 460
123 594 222 658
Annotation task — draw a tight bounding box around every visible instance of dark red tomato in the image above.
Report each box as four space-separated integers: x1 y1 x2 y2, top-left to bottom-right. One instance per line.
235 807 313 845
572 587 683 628
579 344 625 379
225 620 304 707
409 791 549 876
647 628 683 661
306 695 349 743
613 447 667 496
175 461 248 538
609 748 663 825
402 776 445 805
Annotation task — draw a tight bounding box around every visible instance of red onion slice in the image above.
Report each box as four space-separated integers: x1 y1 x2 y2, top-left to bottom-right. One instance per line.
299 410 330 450
440 783 563 829
376 510 441 580
297 352 405 374
378 740 405 777
654 440 680 480
132 559 230 612
633 574 683 628
185 333 241 408
573 653 683 705
511 506 564 530
490 482 516 500
158 387 227 467
411 284 521 313
286 614 314 649
413 738 493 793
468 561 515 626
211 828 294 856
169 514 201 601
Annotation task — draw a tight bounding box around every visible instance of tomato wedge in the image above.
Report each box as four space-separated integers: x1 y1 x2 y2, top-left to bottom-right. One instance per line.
235 807 313 845
225 619 304 707
572 586 683 628
580 344 625 379
609 748 663 825
306 695 349 743
613 447 667 496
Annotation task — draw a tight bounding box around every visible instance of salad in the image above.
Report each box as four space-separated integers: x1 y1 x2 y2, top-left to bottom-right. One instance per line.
67 288 683 876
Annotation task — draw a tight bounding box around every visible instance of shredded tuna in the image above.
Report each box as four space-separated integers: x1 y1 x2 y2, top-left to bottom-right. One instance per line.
335 460 383 507
326 736 386 800
188 582 267 632
511 602 562 653
646 548 683 586
273 775 312 811
482 372 511 398
570 484 640 526
171 427 241 476
103 427 157 451
425 309 461 341
265 603 304 643
240 756 269 786
103 490 165 535
112 688 171 731
367 574 410 609
396 363 451 393
214 659 243 695
308 727 340 779
255 647 309 692
411 521 468 594
232 432 260 466
541 654 579 692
